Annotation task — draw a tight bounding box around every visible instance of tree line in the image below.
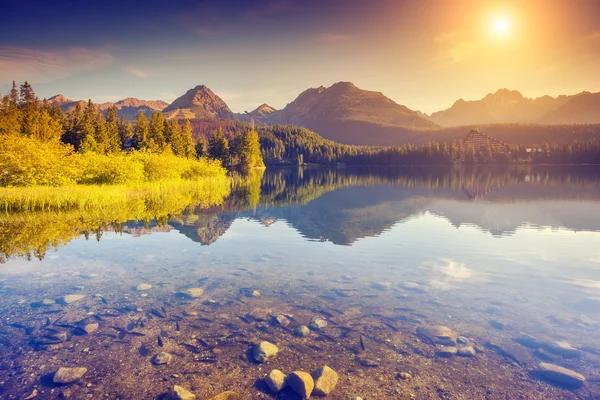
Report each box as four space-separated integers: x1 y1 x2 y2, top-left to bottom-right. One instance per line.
0 81 264 172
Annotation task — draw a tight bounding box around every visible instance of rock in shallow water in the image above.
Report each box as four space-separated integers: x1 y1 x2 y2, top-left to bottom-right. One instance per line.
253 341 278 363
53 367 87 384
312 365 339 396
398 281 427 293
436 346 458 358
265 369 286 393
207 391 240 400
309 316 328 330
371 281 391 291
175 288 204 299
73 322 98 335
416 325 458 346
152 352 173 365
457 346 476 357
286 371 314 399
294 325 311 337
538 362 585 387
61 294 85 304
165 385 196 400
545 341 581 358
136 283 152 291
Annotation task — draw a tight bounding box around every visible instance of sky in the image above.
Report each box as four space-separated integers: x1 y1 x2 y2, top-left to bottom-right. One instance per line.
1 0 600 114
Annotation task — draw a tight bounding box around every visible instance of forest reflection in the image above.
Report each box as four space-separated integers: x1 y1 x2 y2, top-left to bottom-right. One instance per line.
2 166 600 262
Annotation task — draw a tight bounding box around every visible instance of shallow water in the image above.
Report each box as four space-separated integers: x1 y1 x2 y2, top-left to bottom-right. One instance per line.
1 166 600 399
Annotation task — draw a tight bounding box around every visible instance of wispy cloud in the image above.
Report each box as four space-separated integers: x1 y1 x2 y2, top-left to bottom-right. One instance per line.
123 64 149 78
316 32 350 43
0 46 114 83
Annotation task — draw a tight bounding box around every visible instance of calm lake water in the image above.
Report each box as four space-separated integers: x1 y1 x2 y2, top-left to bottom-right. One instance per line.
1 166 600 399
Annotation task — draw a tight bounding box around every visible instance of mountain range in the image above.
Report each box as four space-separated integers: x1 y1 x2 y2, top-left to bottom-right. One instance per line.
428 88 600 126
48 83 600 145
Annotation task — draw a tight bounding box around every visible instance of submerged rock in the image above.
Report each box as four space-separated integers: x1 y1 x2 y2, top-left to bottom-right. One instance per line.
53 367 87 384
152 352 173 365
514 333 545 348
265 369 286 393
73 322 98 335
416 325 458 346
294 325 311 337
253 341 278 363
175 288 204 299
372 281 391 291
457 346 476 357
489 319 506 330
272 314 290 326
398 281 427 293
309 316 328 330
286 371 314 399
538 362 585 387
165 386 196 400
312 365 339 396
457 336 469 345
208 391 240 400
486 341 532 366
61 294 85 304
136 283 152 291
398 372 413 380
545 341 581 358
436 346 458 358
245 308 272 322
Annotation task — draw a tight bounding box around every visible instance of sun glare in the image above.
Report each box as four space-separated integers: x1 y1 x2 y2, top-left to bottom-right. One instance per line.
492 15 511 36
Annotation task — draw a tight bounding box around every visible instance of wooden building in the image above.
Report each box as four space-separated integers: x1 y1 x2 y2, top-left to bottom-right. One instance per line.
463 129 507 152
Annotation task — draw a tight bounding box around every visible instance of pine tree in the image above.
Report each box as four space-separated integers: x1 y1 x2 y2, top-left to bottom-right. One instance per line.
104 105 121 153
195 138 205 158
208 128 230 164
167 119 184 156
148 112 166 151
239 129 265 169
181 120 196 158
133 111 149 150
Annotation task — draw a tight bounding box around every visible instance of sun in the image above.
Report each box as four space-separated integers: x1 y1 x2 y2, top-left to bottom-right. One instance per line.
491 15 511 36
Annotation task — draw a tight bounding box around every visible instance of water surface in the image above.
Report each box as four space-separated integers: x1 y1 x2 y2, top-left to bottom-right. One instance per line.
1 167 600 399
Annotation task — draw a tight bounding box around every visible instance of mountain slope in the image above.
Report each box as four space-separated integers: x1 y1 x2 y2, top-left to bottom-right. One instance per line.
539 91 600 124
162 85 234 120
430 89 572 126
263 82 438 145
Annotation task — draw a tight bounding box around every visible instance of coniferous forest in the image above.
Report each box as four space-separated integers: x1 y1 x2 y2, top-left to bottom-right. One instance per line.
2 81 600 189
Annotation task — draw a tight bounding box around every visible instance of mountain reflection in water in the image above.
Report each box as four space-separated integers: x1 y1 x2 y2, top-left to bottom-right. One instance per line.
149 166 600 244
3 166 600 263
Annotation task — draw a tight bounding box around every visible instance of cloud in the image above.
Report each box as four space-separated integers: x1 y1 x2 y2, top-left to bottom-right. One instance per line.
316 32 350 43
123 64 149 78
0 46 114 83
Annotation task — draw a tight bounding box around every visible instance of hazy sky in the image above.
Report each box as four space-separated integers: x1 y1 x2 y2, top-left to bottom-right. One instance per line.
1 0 599 113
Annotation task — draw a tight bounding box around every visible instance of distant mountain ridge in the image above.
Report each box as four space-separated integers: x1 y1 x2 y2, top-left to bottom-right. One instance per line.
429 88 600 126
48 94 168 120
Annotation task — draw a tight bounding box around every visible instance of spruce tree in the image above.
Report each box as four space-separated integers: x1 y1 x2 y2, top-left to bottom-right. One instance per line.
208 128 230 164
133 111 149 150
181 120 196 158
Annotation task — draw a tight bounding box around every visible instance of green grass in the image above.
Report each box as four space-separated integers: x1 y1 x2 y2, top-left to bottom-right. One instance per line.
0 178 231 213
